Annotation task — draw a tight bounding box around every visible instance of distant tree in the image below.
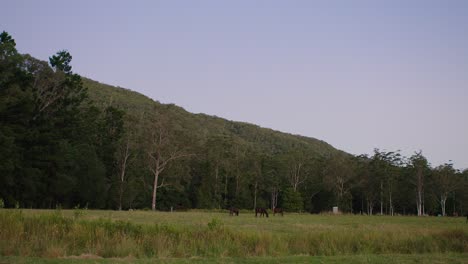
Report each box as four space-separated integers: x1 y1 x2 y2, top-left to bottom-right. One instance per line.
457 169 468 216
323 153 355 212
286 151 309 192
71 144 106 208
116 134 132 210
302 157 325 213
0 31 28 207
246 149 263 210
97 106 124 207
355 155 376 215
0 31 17 59
233 143 246 199
204 134 234 208
408 151 430 216
146 112 189 211
26 51 86 120
282 187 303 212
370 149 402 215
433 163 458 216
263 156 283 210
251 152 262 210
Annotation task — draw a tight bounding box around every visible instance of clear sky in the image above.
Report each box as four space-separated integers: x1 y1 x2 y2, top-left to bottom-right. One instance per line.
3 0 468 169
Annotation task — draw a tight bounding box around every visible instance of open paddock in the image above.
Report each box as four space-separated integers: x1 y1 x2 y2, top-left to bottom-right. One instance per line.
0 209 466 263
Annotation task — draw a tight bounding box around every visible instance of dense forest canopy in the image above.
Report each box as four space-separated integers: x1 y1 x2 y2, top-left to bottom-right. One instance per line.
1 32 467 215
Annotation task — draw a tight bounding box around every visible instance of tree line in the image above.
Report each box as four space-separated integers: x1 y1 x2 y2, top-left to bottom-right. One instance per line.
1 32 467 216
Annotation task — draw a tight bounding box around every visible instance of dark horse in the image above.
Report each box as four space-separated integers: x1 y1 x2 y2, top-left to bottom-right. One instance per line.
255 207 269 218
229 207 239 216
273 207 284 216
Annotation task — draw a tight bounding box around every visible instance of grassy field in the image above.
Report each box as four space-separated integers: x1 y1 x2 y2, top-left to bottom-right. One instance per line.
0 209 467 263
1 254 468 264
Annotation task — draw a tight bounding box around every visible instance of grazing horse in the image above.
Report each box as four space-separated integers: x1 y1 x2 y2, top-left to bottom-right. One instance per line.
273 207 284 216
255 207 269 218
229 207 239 216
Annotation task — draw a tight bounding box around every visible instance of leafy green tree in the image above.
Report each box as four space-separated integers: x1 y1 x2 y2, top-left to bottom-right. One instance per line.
96 106 124 207
145 110 190 211
0 31 29 207
71 144 106 208
369 149 402 215
354 155 376 214
262 155 285 210
0 32 126 209
282 187 303 212
433 163 458 216
408 151 431 216
323 153 356 212
204 134 234 208
456 170 468 216
248 150 268 210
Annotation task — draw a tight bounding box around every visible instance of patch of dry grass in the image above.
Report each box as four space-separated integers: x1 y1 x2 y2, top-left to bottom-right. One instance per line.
0 210 466 259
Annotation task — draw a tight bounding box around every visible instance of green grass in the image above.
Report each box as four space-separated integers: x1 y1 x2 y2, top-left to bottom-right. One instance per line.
0 209 467 262
1 254 468 264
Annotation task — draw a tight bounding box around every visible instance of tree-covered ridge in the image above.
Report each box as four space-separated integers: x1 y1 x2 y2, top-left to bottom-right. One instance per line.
82 77 339 157
1 31 467 216
82 78 345 211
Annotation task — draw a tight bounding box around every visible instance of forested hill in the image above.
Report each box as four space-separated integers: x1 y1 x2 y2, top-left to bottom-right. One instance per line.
1 29 349 212
2 31 466 215
82 78 341 157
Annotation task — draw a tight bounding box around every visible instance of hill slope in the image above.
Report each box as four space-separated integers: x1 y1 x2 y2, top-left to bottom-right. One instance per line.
83 78 342 157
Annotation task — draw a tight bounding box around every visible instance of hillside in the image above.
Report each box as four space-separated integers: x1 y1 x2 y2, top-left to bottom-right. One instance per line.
2 32 467 214
83 78 342 157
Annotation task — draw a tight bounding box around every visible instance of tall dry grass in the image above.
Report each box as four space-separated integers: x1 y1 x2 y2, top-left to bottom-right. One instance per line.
0 210 466 258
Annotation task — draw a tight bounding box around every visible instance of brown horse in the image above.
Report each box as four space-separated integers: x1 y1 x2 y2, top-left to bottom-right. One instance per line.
273 207 284 216
229 207 239 216
255 207 269 218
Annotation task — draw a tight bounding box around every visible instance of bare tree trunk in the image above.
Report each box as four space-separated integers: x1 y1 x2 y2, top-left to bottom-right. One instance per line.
151 168 159 211
441 194 447 216
387 175 395 216
148 148 188 211
416 193 422 216
147 117 191 212
290 163 304 192
118 186 124 211
271 188 278 210
369 200 374 215
118 139 130 211
416 167 424 216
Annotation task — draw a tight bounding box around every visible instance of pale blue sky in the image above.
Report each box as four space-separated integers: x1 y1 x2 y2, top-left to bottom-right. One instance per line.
3 0 468 169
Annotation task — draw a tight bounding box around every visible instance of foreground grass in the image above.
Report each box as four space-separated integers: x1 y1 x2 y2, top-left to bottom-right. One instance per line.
0 209 467 260
1 254 468 264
